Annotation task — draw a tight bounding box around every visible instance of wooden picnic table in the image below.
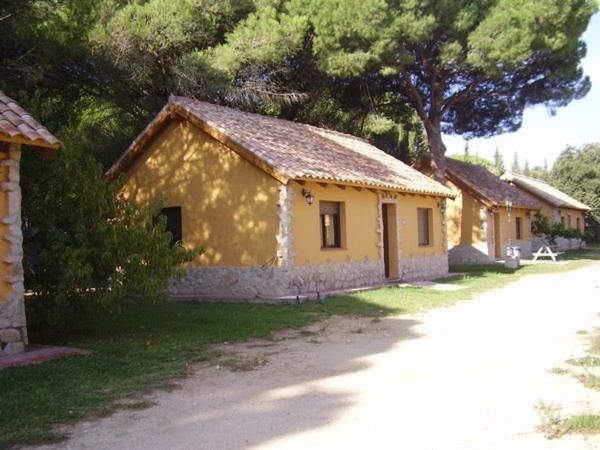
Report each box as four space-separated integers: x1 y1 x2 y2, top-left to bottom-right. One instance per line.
532 244 564 262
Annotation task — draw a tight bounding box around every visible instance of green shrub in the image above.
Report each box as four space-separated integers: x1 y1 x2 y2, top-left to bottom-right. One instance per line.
531 212 551 237
21 148 202 333
584 229 595 243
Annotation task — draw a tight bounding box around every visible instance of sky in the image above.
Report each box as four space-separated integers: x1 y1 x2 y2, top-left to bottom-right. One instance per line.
443 13 600 168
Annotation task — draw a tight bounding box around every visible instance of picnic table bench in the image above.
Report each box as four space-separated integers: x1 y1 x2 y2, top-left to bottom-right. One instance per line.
532 243 564 262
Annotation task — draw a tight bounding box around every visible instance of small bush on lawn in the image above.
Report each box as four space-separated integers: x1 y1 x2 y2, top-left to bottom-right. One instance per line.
21 148 201 334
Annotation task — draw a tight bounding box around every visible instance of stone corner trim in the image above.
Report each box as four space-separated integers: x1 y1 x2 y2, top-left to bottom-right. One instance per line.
0 146 27 356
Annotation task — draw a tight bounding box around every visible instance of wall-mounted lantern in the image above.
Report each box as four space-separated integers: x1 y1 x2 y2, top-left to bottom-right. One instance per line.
302 188 315 205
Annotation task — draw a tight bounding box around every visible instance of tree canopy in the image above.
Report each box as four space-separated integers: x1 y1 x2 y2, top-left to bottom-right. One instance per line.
549 143 600 240
212 0 596 180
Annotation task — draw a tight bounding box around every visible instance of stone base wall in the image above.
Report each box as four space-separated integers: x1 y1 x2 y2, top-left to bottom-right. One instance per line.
400 254 449 281
554 237 585 252
448 244 495 265
531 237 585 253
170 259 385 298
0 296 26 355
0 146 26 356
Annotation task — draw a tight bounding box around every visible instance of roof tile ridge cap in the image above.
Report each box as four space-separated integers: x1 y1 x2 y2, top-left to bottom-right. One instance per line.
304 122 373 143
511 172 550 184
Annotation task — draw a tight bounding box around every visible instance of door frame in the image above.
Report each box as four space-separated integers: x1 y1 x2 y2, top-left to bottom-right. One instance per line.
380 198 400 279
493 211 501 259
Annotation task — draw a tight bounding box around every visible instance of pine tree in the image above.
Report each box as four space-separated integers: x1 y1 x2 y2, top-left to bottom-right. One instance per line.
493 147 505 175
215 0 596 182
512 152 521 173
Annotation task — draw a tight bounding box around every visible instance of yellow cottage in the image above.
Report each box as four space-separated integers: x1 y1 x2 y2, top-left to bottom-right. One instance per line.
0 91 61 356
501 172 590 245
415 156 541 264
108 97 454 299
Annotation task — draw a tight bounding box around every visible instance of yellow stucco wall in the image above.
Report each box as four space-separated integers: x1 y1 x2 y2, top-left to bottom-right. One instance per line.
398 195 446 258
121 118 281 267
121 119 450 271
559 207 586 231
0 150 11 301
445 181 487 248
443 179 535 258
493 207 532 248
509 187 586 232
291 181 380 265
538 204 555 224
291 182 446 266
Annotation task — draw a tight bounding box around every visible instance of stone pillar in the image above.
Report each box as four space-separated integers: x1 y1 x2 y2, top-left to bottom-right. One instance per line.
441 199 449 253
0 145 27 356
276 183 294 269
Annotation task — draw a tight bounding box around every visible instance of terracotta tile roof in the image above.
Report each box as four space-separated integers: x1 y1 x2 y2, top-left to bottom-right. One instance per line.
109 97 454 197
413 155 541 209
444 158 542 209
0 91 61 149
501 172 590 211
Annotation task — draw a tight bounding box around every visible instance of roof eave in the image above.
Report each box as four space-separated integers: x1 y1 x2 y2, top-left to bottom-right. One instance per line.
0 133 62 150
509 180 590 211
293 176 456 198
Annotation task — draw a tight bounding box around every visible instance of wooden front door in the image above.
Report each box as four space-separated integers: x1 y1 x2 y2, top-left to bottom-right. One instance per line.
382 203 390 278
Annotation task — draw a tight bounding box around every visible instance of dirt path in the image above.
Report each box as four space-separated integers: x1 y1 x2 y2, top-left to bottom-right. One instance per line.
37 264 600 450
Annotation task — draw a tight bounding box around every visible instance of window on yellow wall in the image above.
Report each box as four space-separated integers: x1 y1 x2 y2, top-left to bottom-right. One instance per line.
320 201 342 248
561 216 565 225
515 217 522 240
567 214 572 228
417 208 432 246
577 217 581 231
154 206 182 247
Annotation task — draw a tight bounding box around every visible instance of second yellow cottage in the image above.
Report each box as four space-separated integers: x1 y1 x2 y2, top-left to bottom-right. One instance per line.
415 156 542 264
108 97 454 298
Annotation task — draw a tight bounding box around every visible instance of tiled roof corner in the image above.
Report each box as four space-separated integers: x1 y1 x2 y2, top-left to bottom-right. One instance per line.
501 172 590 211
412 156 542 209
444 159 542 209
0 91 62 149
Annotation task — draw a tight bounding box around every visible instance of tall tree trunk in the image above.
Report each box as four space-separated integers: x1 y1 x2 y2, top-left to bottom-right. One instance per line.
425 121 447 184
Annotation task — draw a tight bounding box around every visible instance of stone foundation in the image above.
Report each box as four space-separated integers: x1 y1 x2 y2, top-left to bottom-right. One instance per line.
448 244 495 265
400 254 449 281
170 259 385 298
0 296 26 355
554 237 585 252
0 146 27 356
532 236 585 253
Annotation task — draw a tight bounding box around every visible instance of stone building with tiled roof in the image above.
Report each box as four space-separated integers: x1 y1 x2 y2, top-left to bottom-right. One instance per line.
110 97 455 298
415 156 542 264
501 172 590 232
0 91 61 356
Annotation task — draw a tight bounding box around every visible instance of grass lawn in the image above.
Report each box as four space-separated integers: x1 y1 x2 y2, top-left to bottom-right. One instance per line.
1 245 598 448
566 415 600 434
542 286 600 438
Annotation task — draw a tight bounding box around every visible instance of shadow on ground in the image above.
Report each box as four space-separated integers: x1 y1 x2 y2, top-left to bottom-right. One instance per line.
3 295 421 448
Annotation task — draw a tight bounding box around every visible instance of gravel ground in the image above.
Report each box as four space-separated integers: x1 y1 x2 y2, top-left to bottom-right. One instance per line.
35 263 600 450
